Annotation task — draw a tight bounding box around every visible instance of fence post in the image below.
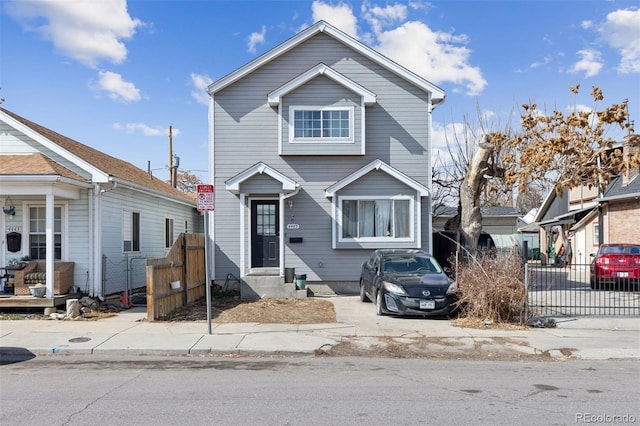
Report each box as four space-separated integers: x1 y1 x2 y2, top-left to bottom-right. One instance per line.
523 262 529 322
181 233 188 305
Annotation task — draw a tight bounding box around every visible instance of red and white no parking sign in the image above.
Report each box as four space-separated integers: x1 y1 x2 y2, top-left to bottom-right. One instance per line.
196 184 214 211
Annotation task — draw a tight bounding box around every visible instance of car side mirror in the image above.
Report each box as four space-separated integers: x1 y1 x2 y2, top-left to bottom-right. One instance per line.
590 253 595 258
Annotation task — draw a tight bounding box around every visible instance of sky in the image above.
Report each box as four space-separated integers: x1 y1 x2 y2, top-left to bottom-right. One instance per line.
1 0 639 184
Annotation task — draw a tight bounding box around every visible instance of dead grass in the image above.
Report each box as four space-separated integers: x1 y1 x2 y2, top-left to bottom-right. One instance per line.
160 295 337 324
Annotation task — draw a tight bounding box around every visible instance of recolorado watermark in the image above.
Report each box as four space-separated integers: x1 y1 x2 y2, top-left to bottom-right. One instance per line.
576 413 636 424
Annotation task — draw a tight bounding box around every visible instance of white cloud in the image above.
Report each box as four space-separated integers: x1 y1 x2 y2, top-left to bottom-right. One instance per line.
113 122 178 137
248 25 267 54
568 49 603 78
597 8 640 73
530 55 553 69
311 1 358 38
307 1 486 96
374 21 487 96
363 3 407 34
190 73 213 105
572 104 593 114
581 20 594 30
5 0 143 68
93 71 141 102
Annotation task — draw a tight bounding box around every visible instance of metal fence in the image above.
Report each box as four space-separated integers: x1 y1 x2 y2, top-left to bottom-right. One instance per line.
526 263 640 317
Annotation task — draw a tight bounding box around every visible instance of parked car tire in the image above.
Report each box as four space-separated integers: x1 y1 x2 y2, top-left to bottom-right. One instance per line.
359 280 370 303
590 276 599 290
375 289 385 316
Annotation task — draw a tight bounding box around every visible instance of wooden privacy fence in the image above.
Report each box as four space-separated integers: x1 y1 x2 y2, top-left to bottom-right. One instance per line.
146 233 206 320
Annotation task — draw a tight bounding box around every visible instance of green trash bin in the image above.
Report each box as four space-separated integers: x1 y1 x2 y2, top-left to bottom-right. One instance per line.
295 274 307 290
285 268 295 283
531 248 540 261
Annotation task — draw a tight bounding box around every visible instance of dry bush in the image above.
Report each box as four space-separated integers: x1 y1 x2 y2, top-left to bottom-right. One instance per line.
454 252 526 324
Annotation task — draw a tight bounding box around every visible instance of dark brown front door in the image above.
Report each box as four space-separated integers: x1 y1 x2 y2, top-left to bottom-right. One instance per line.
251 200 279 267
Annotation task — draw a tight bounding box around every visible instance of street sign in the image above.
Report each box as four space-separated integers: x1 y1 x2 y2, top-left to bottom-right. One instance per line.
196 184 214 211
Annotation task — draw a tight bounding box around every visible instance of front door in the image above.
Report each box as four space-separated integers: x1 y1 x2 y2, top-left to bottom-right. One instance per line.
251 200 279 267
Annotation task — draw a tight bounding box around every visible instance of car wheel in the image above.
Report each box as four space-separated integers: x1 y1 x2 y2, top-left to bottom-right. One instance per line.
359 280 370 303
375 289 385 316
590 276 597 290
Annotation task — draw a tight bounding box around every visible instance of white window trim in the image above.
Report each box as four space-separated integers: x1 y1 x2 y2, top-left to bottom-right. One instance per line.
289 105 355 144
123 208 141 254
336 195 415 244
23 202 69 260
164 217 175 249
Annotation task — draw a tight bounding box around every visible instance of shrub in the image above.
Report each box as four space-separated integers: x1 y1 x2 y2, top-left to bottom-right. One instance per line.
453 251 526 324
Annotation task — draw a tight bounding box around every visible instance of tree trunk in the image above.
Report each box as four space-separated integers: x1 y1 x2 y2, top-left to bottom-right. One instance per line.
458 139 495 256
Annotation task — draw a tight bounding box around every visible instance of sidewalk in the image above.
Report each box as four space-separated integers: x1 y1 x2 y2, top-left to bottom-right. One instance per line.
1 296 638 360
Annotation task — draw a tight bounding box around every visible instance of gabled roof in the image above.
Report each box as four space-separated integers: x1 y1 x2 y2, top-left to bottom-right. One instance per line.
225 162 298 194
325 159 429 197
601 173 640 201
0 153 85 182
267 63 376 106
0 107 195 204
208 20 445 104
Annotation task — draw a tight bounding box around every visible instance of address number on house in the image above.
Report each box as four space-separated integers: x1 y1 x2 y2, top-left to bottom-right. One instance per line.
286 224 300 230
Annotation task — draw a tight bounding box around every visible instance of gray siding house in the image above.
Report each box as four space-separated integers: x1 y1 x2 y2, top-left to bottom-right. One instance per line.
0 108 203 299
207 21 445 294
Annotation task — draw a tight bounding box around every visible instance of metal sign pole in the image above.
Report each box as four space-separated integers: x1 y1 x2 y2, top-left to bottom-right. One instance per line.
197 184 215 335
204 210 212 334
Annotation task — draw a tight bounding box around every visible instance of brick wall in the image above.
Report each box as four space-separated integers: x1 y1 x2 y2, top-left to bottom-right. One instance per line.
608 200 640 242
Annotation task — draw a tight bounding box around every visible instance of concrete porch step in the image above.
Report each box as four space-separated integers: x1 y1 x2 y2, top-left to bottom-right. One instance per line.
240 275 307 300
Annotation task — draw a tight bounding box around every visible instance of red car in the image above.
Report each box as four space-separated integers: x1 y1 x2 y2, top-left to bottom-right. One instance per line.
590 244 640 290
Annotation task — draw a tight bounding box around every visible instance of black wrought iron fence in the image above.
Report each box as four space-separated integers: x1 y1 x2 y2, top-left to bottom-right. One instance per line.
526 263 640 317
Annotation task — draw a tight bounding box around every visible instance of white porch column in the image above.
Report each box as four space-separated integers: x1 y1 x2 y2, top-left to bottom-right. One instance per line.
279 194 285 278
239 193 245 277
45 193 54 298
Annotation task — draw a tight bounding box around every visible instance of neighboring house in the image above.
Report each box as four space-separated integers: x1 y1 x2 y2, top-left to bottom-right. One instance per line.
0 108 203 298
432 206 526 255
206 20 445 294
531 134 639 265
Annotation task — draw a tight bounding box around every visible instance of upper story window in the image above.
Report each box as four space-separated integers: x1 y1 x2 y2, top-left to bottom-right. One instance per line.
290 106 354 143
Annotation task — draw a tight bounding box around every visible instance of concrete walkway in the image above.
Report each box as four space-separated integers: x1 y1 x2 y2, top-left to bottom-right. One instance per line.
1 296 638 360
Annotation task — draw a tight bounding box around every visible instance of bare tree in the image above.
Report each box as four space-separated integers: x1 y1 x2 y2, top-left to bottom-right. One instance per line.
497 85 637 197
172 169 203 194
436 86 637 257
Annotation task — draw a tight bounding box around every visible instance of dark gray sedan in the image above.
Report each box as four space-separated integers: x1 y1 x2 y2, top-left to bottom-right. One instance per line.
359 249 458 317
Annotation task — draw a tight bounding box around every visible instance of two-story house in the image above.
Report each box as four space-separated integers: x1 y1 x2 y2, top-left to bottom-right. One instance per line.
206 21 445 298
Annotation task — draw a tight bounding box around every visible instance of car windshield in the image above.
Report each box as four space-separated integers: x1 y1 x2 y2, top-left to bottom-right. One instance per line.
383 255 443 275
601 245 640 255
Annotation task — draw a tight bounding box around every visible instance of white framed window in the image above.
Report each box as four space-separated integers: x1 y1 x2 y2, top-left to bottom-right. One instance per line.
339 197 413 242
123 210 140 252
28 206 63 260
593 223 599 246
165 217 174 249
289 106 354 143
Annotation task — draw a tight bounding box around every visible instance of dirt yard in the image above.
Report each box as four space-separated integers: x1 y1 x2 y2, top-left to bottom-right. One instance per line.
160 293 337 324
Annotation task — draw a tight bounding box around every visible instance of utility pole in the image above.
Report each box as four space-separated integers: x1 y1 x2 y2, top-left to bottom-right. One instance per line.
168 125 173 187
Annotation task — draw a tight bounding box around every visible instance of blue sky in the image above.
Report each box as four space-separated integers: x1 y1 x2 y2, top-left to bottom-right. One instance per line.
2 0 638 183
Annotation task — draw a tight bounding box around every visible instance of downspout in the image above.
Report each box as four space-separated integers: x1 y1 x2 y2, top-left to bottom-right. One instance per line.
597 157 604 246
88 185 94 296
94 179 117 298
